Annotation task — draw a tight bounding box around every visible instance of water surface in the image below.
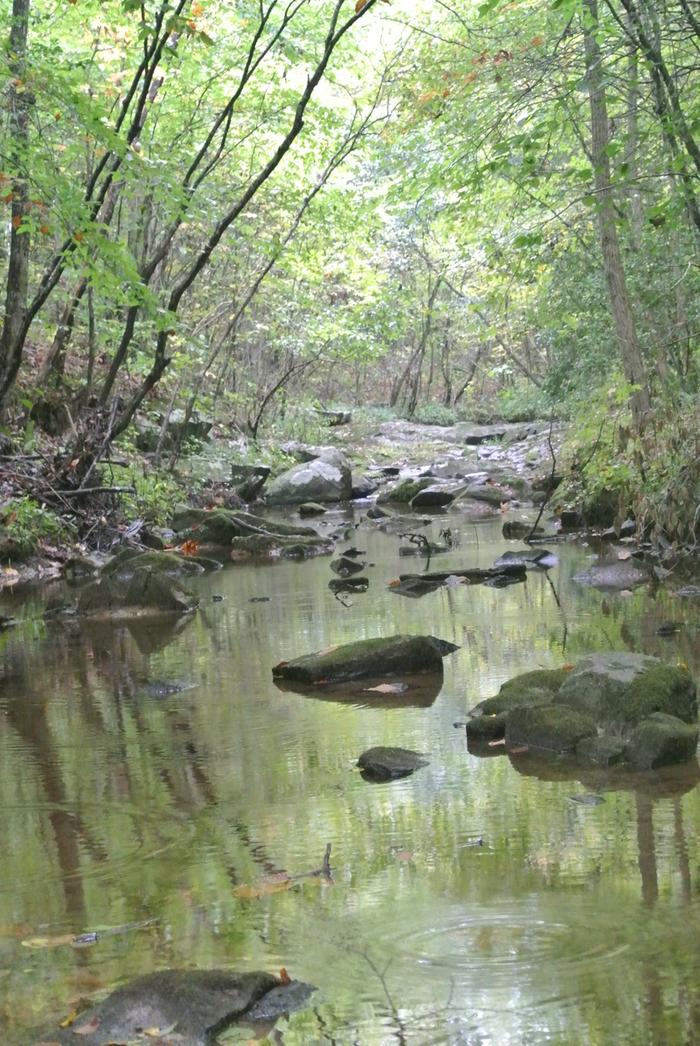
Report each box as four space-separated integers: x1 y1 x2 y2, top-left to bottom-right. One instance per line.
1 512 699 1044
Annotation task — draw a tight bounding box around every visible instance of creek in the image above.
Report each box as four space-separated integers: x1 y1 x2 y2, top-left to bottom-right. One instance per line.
1 509 700 1044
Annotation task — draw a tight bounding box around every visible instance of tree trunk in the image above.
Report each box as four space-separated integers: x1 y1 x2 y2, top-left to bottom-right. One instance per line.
583 0 651 428
0 0 32 416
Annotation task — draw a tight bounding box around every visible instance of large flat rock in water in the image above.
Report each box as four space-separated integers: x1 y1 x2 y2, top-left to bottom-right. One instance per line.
48 969 285 1045
272 634 459 684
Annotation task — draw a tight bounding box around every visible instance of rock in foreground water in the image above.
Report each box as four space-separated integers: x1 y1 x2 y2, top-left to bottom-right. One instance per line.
47 968 313 1045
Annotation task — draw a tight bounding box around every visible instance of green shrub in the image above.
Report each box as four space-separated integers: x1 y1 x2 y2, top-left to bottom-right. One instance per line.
407 402 456 426
0 498 73 560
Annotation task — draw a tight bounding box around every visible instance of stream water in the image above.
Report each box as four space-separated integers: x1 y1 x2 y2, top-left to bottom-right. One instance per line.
1 509 700 1044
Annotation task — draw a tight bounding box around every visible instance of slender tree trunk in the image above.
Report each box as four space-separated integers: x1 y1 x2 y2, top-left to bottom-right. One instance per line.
0 0 32 416
583 0 651 427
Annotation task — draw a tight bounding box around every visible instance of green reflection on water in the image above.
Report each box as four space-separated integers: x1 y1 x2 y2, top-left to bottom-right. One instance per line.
1 514 699 1044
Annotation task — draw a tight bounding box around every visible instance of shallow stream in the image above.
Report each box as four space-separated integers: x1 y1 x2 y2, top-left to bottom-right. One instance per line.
1 510 700 1044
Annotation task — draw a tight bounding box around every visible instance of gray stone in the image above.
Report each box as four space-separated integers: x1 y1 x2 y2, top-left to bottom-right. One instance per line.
351 474 379 498
409 485 457 508
357 746 428 780
265 452 352 504
494 549 558 569
573 558 651 590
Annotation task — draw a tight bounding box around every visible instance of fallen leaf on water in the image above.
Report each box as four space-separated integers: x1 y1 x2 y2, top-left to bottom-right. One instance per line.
145 1023 178 1038
234 879 292 899
561 663 575 671
488 738 506 748
22 934 77 949
363 682 408 694
59 1009 79 1029
387 578 401 587
72 1016 100 1035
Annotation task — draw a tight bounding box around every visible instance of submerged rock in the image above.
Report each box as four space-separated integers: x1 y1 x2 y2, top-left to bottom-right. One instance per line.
493 549 558 569
330 555 366 576
272 634 459 685
230 533 332 560
357 746 428 781
502 520 544 539
49 968 311 1045
573 558 651 590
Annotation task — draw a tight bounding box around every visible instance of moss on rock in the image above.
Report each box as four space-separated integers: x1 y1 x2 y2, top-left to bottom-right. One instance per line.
627 713 699 770
505 705 597 753
272 634 459 685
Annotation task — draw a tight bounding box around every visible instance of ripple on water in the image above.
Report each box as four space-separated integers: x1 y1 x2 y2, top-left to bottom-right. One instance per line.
0 800 196 892
388 902 629 989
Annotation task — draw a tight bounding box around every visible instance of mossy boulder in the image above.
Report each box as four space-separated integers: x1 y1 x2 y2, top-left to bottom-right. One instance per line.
473 668 568 716
470 653 699 773
466 712 506 742
272 634 459 685
78 568 197 618
505 705 597 754
376 477 432 505
230 534 332 560
103 548 205 581
172 507 321 547
298 502 327 516
554 653 697 724
627 713 699 770
576 735 627 767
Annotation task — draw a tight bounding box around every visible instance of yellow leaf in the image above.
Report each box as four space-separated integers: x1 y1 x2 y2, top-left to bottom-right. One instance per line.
355 0 368 11
22 934 76 949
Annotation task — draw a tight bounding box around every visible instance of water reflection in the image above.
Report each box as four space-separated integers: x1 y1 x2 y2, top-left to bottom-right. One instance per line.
0 512 699 1043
